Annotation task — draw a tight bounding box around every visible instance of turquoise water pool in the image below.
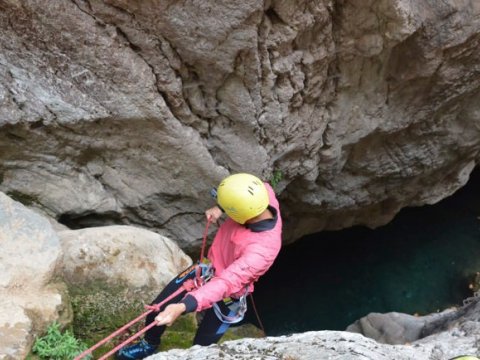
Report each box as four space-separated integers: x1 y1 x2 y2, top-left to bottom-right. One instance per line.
249 169 480 335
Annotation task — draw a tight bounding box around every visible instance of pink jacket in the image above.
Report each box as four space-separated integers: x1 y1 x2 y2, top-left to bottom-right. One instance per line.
189 183 282 311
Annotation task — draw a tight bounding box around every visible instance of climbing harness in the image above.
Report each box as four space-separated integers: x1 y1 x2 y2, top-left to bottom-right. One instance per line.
213 292 248 324
194 259 215 288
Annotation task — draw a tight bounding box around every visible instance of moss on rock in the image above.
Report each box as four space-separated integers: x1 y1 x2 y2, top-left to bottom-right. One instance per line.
69 281 264 356
157 316 263 352
159 314 198 351
69 282 147 357
222 323 265 342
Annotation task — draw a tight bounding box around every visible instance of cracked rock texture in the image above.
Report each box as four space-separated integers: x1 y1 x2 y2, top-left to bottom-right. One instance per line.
145 297 480 359
1 0 480 247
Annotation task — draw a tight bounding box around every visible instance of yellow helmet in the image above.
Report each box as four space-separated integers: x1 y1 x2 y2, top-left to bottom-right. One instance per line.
217 173 269 224
449 357 480 360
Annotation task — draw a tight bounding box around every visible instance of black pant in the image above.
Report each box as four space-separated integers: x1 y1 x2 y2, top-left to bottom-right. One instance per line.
144 264 235 346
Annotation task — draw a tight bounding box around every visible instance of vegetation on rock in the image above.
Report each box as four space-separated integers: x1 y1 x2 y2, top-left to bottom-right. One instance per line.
31 322 90 360
69 282 263 357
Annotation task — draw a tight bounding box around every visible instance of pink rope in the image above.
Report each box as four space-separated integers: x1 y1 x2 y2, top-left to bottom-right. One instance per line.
199 218 212 262
73 310 154 360
97 321 158 360
74 219 212 359
74 279 195 360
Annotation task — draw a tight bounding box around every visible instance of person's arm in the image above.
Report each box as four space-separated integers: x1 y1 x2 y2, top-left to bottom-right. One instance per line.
184 234 281 312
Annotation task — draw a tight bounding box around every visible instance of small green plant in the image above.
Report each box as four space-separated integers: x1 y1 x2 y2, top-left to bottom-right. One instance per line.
270 170 283 189
32 322 91 360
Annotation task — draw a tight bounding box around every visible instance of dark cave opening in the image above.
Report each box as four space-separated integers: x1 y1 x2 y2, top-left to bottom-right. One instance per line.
248 168 480 335
57 211 126 229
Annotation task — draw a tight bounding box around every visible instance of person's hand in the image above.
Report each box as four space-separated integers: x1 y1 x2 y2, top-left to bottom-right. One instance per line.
205 206 222 223
155 303 186 326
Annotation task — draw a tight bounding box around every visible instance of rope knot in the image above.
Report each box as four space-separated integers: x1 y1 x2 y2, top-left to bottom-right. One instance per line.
144 279 197 313
182 278 197 292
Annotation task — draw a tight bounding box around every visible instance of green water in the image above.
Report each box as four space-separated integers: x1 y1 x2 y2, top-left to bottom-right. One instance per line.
250 169 480 335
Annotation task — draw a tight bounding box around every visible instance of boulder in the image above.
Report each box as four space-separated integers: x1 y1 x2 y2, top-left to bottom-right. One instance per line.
0 299 31 360
0 192 66 359
0 200 194 357
346 311 448 345
58 225 193 299
348 293 480 346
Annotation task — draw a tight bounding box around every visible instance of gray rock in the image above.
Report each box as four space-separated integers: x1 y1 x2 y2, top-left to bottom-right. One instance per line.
346 311 446 345
348 293 480 345
0 194 195 358
0 0 479 249
58 225 193 298
0 192 65 359
0 299 32 360
143 329 478 360
141 298 480 359
0 192 60 289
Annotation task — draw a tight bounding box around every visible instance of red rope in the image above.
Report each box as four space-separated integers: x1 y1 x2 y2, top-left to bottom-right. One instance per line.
74 279 195 360
73 310 153 359
199 217 212 262
97 321 158 360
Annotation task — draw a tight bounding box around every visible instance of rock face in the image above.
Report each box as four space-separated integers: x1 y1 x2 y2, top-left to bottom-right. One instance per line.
145 297 480 359
1 0 480 248
144 328 479 360
0 192 65 360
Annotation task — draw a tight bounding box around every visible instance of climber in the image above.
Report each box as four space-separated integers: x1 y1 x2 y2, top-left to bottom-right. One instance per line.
116 173 283 360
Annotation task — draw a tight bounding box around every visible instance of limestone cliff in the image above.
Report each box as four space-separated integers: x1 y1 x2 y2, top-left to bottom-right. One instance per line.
1 0 479 248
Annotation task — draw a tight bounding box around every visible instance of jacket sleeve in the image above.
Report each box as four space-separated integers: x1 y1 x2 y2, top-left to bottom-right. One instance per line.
187 234 281 312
